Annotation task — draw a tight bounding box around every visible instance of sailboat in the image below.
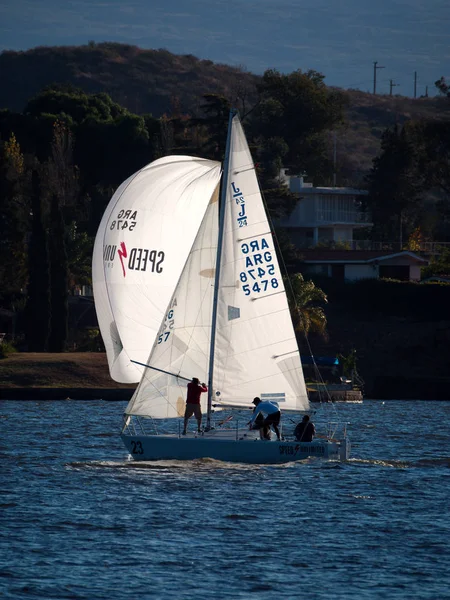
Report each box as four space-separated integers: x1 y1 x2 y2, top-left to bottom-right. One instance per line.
93 111 350 464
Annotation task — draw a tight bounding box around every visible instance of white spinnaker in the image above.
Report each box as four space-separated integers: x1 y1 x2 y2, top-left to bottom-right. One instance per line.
213 116 309 411
125 185 219 417
92 156 221 383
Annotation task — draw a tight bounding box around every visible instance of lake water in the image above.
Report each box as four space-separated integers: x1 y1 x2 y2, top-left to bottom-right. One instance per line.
1 399 449 599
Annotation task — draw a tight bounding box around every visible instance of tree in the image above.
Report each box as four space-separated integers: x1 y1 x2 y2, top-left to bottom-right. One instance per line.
45 121 79 351
406 227 425 252
254 69 348 181
0 133 29 303
435 77 450 98
337 349 358 379
415 120 450 196
25 88 128 124
421 246 450 279
25 171 50 351
192 94 231 160
366 124 423 242
48 193 69 352
66 223 94 290
285 273 328 339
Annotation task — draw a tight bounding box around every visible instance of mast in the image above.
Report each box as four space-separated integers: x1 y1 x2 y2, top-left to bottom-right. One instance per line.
206 109 235 429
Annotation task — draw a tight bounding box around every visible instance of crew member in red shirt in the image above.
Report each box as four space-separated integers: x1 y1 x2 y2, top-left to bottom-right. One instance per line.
182 377 208 435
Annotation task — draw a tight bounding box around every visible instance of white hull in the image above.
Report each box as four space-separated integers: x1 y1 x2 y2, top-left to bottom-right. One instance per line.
120 430 350 464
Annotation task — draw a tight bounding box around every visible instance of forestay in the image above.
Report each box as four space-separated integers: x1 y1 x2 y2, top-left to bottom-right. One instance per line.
124 186 219 417
92 156 221 383
212 115 309 412
125 115 309 418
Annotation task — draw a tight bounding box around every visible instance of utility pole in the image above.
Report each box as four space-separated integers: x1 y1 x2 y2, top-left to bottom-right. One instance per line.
333 131 337 187
389 79 399 96
399 211 403 251
414 71 417 98
425 85 428 98
373 61 385 94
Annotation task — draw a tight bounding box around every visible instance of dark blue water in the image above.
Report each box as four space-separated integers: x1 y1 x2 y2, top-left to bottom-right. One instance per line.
1 399 449 599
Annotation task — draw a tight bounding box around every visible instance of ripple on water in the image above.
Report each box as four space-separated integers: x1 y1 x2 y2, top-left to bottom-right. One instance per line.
1 399 450 600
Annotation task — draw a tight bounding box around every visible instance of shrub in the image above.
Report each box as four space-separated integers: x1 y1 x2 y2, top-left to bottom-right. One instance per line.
0 340 17 359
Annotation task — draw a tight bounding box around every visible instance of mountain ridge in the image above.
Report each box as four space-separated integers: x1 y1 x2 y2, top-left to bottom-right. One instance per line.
1 42 449 179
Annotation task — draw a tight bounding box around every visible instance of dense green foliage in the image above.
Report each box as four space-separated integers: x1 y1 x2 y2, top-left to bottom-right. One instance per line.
366 120 450 243
285 273 328 339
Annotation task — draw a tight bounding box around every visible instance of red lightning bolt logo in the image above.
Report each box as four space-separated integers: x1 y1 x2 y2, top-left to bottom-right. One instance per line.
118 242 127 277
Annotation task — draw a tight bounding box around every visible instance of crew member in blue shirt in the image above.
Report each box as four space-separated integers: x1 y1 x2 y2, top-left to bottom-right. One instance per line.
249 397 281 441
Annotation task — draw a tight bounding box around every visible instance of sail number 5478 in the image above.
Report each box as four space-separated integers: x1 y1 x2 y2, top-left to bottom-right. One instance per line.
243 279 278 295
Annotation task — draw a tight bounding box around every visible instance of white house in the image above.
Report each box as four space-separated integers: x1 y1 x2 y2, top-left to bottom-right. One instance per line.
277 170 371 248
277 171 427 281
298 250 427 282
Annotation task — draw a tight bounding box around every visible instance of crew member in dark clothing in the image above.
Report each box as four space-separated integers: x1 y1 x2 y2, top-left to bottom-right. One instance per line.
294 415 315 442
183 377 207 434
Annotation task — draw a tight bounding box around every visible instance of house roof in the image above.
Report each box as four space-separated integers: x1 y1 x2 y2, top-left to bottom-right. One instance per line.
421 275 450 283
299 250 428 264
292 186 368 196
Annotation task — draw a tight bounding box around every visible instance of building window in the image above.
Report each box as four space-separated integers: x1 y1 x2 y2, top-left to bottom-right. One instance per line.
317 195 356 222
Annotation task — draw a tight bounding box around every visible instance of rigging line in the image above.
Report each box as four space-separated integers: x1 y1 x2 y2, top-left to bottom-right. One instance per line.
233 166 254 174
272 350 300 358
255 169 332 390
130 360 191 382
251 290 284 301
253 165 334 406
157 193 219 375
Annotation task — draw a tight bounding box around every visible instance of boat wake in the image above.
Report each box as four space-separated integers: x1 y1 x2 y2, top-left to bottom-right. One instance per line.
347 457 450 468
67 455 329 471
67 459 262 471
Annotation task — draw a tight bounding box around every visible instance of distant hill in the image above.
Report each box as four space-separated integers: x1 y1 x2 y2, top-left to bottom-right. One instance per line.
0 42 260 117
1 42 449 180
335 90 450 182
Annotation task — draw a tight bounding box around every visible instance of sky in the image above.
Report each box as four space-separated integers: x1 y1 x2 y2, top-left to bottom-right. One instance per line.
1 0 449 97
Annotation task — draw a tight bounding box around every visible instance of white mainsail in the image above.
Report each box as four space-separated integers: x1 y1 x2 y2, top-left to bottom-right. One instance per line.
124 185 219 417
92 156 221 383
212 116 309 412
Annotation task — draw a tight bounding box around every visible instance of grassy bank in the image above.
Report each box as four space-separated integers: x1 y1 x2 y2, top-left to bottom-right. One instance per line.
0 352 135 389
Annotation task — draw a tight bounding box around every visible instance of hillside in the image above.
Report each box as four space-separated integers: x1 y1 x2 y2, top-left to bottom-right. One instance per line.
1 43 450 178
333 90 450 181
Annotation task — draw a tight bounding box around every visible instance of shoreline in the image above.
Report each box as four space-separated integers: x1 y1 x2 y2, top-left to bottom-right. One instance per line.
0 388 135 401
1 388 449 401
0 353 449 401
